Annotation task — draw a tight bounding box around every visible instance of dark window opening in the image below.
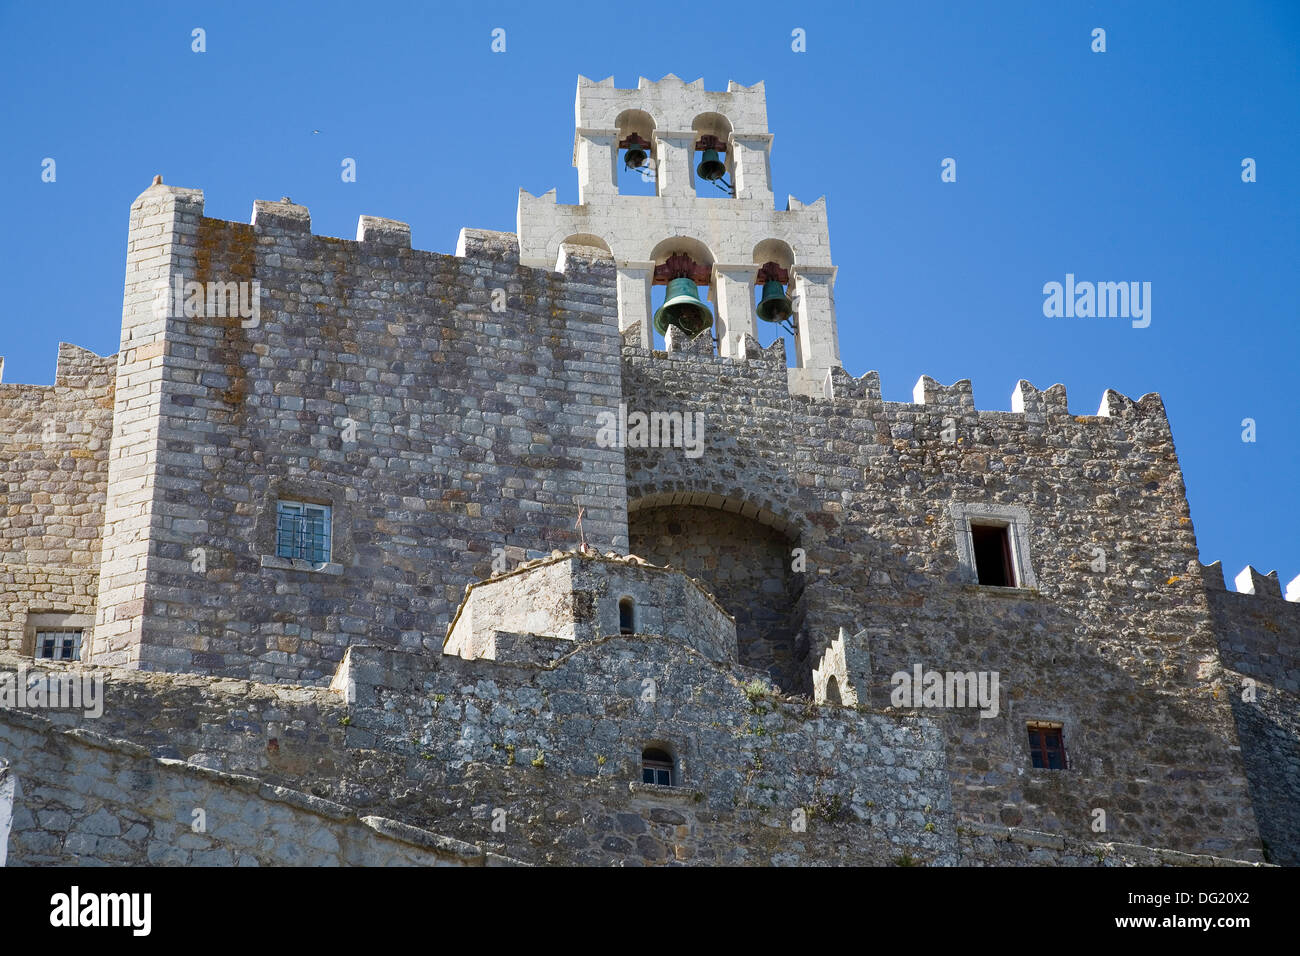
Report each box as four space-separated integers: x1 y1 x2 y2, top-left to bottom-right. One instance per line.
618 597 635 635
825 675 842 706
971 523 1015 587
1028 724 1067 769
642 747 673 786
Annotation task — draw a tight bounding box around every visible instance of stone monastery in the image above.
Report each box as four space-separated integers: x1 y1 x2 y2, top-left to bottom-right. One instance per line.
1 76 1296 867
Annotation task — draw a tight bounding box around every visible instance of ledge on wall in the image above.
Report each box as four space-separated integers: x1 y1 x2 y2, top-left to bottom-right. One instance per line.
628 781 704 805
259 554 343 576
960 585 1040 599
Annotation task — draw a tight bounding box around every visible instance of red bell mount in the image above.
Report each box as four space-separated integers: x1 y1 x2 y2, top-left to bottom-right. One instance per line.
619 132 652 151
756 261 789 284
694 134 726 153
653 253 711 286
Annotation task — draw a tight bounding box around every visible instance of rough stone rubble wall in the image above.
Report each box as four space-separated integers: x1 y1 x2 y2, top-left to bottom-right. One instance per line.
0 645 954 866
621 341 1262 861
0 345 115 655
0 706 505 866
1 646 1267 867
1209 585 1300 866
956 822 1264 867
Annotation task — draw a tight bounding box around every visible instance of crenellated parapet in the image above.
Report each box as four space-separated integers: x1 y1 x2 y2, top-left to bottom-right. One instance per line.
1195 560 1299 602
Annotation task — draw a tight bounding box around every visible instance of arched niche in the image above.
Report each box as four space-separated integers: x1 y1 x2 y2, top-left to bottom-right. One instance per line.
560 233 612 254
648 235 716 273
752 238 795 271
628 497 807 695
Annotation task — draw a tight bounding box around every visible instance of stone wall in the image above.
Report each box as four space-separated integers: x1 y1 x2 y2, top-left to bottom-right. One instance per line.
1208 584 1300 866
0 344 115 655
621 341 1263 860
0 644 954 866
956 821 1265 867
0 706 511 866
89 183 627 683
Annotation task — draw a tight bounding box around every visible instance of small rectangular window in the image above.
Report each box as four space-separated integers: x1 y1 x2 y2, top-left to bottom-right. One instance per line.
1028 722 1067 769
276 500 332 564
642 766 672 786
35 630 82 662
642 749 674 786
971 523 1015 587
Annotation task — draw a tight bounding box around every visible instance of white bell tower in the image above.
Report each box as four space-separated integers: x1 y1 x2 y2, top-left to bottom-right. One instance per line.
516 75 842 397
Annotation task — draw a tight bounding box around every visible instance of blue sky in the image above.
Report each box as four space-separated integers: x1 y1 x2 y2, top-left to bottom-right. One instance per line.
1 1 1296 586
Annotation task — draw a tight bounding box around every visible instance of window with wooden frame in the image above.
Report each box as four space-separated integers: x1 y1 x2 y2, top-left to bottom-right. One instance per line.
641 747 674 786
1027 721 1067 770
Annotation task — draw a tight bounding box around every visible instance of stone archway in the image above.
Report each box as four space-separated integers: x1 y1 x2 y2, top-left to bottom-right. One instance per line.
628 497 807 695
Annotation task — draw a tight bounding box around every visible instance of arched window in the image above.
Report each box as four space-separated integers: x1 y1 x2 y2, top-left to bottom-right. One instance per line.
619 597 636 635
642 747 673 786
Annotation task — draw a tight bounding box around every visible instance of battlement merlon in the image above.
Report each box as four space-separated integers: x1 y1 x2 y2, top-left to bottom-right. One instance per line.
1233 565 1288 600
1187 563 1300 603
0 345 115 392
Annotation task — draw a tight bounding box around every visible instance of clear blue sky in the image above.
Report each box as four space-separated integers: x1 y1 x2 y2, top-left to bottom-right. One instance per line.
1 1 1296 587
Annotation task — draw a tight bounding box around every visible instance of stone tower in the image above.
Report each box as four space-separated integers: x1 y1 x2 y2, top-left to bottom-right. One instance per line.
517 75 841 396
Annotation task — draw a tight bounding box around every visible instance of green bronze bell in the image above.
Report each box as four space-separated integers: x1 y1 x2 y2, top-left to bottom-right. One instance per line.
755 280 793 323
696 148 726 181
653 277 713 337
624 146 648 169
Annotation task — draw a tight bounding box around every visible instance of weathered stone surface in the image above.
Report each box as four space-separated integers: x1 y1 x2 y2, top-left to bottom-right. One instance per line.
0 75 1292 868
0 705 513 866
